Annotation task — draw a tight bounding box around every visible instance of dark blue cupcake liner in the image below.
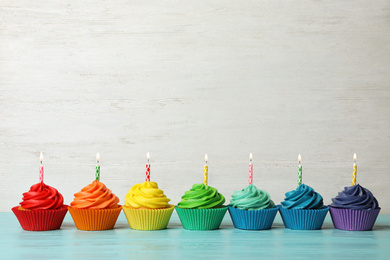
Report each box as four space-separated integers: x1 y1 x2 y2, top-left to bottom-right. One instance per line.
228 205 279 230
279 206 329 230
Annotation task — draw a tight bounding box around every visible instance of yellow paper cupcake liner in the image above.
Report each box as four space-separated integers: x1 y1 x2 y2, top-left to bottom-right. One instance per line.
122 204 175 230
68 205 122 231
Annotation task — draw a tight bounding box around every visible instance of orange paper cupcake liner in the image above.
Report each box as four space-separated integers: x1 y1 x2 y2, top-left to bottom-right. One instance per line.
68 205 122 231
12 205 68 231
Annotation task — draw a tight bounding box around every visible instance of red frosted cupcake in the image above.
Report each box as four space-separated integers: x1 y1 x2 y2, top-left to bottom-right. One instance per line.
12 182 68 231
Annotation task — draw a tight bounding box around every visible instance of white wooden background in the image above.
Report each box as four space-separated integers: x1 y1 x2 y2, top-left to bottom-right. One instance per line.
1 1 389 213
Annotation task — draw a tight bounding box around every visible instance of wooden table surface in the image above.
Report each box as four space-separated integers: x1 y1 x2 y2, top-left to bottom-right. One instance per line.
1 211 389 259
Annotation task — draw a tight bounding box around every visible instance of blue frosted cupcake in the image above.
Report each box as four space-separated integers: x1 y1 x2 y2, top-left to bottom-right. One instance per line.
329 184 380 231
279 184 329 230
228 184 278 230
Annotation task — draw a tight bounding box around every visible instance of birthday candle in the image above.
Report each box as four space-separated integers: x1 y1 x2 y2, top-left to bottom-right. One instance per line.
203 154 208 185
96 153 100 181
298 154 302 186
352 153 357 186
39 152 44 183
146 152 150 182
248 153 253 185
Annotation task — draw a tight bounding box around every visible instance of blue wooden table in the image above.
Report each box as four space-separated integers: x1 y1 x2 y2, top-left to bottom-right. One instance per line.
1 212 389 259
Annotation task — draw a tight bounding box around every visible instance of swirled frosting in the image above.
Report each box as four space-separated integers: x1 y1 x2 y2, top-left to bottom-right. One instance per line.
281 184 324 209
125 181 170 209
70 180 119 209
229 184 275 210
330 184 379 210
178 183 225 209
19 182 64 210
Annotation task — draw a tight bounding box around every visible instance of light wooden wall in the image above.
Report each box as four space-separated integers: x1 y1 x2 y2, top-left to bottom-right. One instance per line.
1 1 389 212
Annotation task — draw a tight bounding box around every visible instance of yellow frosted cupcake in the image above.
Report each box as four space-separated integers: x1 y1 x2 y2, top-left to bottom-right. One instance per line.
122 181 174 230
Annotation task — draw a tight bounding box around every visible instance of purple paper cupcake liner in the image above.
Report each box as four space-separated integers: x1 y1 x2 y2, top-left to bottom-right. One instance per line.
279 206 329 230
228 205 279 230
328 206 381 231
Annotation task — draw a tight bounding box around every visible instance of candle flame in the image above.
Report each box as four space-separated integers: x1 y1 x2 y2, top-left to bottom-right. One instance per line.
353 153 356 161
96 153 100 161
40 152 43 162
205 154 208 162
249 153 253 161
147 152 150 160
298 154 301 162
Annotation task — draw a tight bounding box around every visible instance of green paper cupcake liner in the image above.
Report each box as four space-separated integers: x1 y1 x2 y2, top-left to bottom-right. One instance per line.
175 206 228 230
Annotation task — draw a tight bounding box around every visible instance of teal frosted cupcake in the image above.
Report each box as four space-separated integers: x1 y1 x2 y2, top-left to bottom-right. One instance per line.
175 183 227 230
228 184 278 230
279 184 329 230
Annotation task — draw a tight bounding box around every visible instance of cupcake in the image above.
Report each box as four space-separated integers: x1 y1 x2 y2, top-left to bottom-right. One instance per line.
228 184 278 230
176 183 227 230
279 184 329 230
68 180 121 231
12 182 68 231
329 184 380 231
122 181 174 230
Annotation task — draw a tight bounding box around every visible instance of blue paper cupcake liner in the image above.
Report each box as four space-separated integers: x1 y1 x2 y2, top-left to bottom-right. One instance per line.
329 206 381 231
279 206 329 230
228 205 279 230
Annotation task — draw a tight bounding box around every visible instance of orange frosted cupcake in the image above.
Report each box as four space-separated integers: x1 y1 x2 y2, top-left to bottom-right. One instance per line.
68 180 121 231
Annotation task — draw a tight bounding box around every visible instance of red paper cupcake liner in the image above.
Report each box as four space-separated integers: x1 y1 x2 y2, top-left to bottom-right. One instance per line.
329 206 381 231
68 205 122 231
12 205 68 231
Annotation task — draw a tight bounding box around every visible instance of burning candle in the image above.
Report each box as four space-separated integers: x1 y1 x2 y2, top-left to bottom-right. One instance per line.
298 154 302 186
96 153 100 181
248 153 253 185
352 153 357 186
203 154 208 185
146 152 150 182
39 152 44 183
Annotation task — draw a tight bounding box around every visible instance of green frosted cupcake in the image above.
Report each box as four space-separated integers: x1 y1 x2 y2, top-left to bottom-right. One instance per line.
175 183 227 230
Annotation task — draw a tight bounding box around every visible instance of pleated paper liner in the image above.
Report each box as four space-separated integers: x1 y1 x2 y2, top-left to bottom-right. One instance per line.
122 204 175 230
329 206 381 231
279 206 329 230
12 205 68 231
68 205 122 231
175 206 228 230
228 205 279 230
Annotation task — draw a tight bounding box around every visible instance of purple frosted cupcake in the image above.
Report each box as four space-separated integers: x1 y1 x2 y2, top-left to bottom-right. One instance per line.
329 184 380 231
279 184 329 230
